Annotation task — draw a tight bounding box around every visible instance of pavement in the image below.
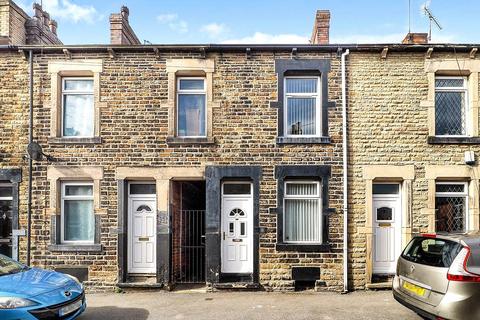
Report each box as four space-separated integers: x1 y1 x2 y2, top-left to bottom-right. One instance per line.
78 289 421 320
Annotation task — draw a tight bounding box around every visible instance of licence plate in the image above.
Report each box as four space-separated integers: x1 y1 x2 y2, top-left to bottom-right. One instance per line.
402 280 426 297
59 299 83 317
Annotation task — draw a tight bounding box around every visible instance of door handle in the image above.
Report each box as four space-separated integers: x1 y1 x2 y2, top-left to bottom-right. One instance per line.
223 232 225 240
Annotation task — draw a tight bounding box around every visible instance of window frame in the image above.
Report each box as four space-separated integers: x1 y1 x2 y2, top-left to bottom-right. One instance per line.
282 180 322 244
283 76 321 138
0 183 13 201
60 181 95 245
61 77 95 138
435 181 469 233
222 181 253 197
176 77 207 138
434 76 469 137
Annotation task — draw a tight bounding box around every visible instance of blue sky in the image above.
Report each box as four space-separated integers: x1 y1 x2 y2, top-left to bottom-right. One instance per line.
16 0 480 45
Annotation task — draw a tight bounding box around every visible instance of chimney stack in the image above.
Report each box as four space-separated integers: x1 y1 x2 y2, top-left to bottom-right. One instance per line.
311 10 330 45
110 6 140 45
402 32 429 44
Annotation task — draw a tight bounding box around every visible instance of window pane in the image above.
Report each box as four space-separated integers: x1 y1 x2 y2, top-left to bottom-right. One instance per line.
0 186 12 198
373 184 399 195
286 78 317 93
64 79 93 91
65 185 93 196
178 94 206 136
435 91 465 136
436 184 465 193
63 94 94 137
64 200 94 241
435 78 464 88
376 207 393 221
435 196 466 233
130 184 156 195
286 97 317 135
402 237 462 268
286 183 318 196
179 79 204 90
285 199 320 242
223 184 251 195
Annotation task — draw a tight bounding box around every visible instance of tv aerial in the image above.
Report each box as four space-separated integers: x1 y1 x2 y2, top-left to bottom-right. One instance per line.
422 4 443 41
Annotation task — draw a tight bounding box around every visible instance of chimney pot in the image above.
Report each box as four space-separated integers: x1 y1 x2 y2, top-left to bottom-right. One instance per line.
33 3 42 19
49 20 58 35
121 6 129 21
311 10 330 45
43 11 50 27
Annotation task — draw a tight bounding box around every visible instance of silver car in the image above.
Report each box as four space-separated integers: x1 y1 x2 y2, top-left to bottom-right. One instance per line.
393 233 480 320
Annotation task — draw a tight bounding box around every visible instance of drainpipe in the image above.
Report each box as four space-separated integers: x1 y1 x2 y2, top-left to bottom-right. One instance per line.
341 49 350 293
26 50 33 266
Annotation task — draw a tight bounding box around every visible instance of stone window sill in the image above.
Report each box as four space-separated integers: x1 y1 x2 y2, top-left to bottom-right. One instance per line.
276 243 330 252
427 136 480 144
276 136 331 144
48 244 103 252
166 136 215 146
48 137 102 145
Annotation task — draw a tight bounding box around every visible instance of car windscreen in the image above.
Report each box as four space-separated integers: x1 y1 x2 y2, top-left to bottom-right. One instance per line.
0 254 25 276
401 237 463 268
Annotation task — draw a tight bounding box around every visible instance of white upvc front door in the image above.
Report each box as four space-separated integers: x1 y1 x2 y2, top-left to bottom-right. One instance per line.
373 195 402 274
128 196 156 274
221 183 253 274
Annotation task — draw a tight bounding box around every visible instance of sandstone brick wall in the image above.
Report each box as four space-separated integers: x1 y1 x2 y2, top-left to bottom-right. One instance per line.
0 50 29 261
13 50 346 291
347 52 480 289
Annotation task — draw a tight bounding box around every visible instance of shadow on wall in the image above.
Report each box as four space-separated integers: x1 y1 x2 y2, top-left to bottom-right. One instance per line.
78 306 149 320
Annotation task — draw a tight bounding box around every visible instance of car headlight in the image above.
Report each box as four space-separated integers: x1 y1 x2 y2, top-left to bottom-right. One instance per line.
0 297 37 309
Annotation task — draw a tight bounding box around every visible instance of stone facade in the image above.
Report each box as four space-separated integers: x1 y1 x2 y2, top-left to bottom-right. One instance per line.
347 51 480 289
0 48 345 292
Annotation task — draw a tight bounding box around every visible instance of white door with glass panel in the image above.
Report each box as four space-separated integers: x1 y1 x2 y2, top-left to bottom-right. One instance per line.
128 183 156 274
373 183 402 274
221 183 253 274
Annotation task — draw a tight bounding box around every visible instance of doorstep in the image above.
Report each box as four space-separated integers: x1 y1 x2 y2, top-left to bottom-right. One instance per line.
365 282 392 290
212 282 261 290
117 282 164 289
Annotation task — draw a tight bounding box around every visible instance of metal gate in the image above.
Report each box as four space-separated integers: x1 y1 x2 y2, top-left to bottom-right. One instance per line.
177 210 205 283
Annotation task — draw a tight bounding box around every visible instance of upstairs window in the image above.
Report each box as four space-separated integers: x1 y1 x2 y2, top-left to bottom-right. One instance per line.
62 78 94 137
435 182 468 233
177 78 206 137
435 77 468 136
283 181 322 243
284 77 321 137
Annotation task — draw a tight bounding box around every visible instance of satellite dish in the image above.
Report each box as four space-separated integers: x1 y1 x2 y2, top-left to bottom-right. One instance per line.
27 142 44 161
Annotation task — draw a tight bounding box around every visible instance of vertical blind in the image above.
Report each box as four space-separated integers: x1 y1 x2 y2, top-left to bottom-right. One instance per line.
285 78 319 136
63 184 94 242
284 182 321 243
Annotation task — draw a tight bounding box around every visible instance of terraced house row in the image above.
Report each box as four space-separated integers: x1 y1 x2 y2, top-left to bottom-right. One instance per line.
1 0 480 292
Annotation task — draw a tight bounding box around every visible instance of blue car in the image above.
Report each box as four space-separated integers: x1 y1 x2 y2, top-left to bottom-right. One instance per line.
0 254 86 320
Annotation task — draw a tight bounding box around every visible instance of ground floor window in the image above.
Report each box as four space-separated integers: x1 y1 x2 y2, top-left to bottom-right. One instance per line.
283 181 322 243
61 182 94 243
435 182 468 233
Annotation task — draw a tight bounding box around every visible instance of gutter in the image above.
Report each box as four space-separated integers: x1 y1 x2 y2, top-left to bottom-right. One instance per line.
11 43 480 54
26 49 33 266
341 49 350 293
